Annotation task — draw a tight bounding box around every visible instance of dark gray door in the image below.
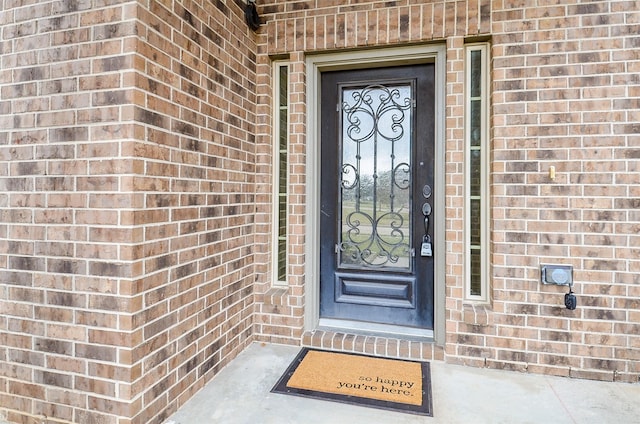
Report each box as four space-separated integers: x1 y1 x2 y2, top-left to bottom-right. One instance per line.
320 64 435 329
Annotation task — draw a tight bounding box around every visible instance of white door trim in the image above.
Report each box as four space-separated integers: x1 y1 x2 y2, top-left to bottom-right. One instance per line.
305 44 447 344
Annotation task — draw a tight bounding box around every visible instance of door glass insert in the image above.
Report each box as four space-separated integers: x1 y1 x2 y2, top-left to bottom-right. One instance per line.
338 84 413 271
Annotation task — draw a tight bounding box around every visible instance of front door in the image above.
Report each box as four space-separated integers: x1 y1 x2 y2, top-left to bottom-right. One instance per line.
320 64 435 330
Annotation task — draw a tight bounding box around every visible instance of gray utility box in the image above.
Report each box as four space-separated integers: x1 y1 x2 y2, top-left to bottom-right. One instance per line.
540 264 573 286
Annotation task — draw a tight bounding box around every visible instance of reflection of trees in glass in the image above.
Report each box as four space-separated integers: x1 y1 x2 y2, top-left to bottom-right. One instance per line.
343 170 410 209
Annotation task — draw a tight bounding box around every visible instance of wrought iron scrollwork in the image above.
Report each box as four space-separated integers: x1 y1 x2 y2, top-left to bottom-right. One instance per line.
338 84 413 269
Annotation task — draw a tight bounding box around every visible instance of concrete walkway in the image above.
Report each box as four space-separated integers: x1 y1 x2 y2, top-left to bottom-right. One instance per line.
165 342 640 424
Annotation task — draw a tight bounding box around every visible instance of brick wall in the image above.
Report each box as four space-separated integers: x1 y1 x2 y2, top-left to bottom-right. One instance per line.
254 0 640 383
0 0 257 423
129 0 258 422
0 0 638 423
0 1 140 422
487 0 639 382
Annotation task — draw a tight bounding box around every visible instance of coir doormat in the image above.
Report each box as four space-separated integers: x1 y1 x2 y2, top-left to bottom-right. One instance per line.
271 348 432 416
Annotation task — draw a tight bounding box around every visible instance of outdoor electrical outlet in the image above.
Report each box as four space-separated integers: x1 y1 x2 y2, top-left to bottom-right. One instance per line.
541 265 577 310
540 264 573 286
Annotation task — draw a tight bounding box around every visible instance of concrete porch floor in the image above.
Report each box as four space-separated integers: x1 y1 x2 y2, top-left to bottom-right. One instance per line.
165 342 640 424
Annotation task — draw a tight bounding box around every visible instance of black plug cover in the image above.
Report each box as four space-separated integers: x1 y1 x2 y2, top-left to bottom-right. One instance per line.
564 291 577 310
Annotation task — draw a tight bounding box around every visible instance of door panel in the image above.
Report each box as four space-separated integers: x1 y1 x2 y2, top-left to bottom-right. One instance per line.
320 64 435 329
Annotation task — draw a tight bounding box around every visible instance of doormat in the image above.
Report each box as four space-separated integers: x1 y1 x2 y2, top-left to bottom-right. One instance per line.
271 348 432 416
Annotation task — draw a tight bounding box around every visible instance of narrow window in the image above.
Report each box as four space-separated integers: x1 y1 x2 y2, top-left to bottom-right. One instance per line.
465 43 489 301
273 61 289 286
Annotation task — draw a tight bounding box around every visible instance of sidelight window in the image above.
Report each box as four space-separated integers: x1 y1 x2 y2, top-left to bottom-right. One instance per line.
273 61 289 286
465 43 489 301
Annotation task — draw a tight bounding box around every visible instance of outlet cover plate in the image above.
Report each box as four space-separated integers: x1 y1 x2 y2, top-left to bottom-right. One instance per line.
541 264 573 286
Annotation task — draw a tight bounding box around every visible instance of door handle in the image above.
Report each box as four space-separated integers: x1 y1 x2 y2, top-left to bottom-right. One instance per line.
422 202 432 216
420 202 433 257
422 202 432 234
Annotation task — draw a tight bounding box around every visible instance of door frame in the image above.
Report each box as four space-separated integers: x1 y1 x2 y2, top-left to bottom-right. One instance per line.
305 44 446 344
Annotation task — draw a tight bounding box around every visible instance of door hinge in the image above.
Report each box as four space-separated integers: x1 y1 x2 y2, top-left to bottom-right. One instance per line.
335 244 339 254
411 248 416 257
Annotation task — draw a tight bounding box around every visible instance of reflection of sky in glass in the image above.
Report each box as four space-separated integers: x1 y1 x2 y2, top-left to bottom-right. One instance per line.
342 85 411 179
